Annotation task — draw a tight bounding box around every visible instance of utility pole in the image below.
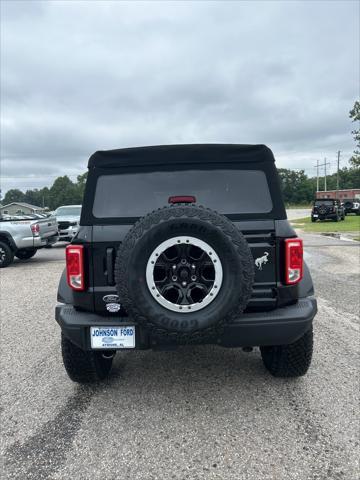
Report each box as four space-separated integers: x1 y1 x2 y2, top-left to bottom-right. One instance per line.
315 160 320 192
314 159 330 192
336 150 341 198
324 158 327 191
323 158 330 192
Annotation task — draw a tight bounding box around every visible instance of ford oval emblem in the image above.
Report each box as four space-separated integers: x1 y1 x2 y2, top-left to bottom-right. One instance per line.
102 337 115 344
103 294 120 303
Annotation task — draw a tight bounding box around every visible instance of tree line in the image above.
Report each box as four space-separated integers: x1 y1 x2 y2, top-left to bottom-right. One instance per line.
278 166 359 205
1 165 359 210
2 173 88 211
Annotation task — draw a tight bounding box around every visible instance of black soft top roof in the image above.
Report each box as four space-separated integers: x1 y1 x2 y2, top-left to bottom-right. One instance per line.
88 144 275 169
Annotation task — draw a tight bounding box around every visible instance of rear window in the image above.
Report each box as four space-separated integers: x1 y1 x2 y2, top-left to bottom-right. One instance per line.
92 169 272 218
314 200 334 206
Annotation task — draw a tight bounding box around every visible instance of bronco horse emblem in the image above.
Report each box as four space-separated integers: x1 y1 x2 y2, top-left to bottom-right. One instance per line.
255 251 269 270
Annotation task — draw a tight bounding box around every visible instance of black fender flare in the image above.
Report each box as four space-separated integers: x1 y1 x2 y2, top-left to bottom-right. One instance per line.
298 261 314 298
57 268 74 304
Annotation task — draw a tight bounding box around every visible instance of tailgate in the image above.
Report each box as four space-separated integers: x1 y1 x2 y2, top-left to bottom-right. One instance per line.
35 217 58 239
90 221 278 315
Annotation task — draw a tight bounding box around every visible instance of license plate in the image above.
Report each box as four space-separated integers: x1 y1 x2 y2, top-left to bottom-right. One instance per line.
90 326 135 349
313 214 318 217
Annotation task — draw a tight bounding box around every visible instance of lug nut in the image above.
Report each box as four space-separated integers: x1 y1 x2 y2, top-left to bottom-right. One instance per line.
172 265 176 270
172 276 177 282
191 275 196 281
182 281 187 287
191 264 196 269
181 259 187 265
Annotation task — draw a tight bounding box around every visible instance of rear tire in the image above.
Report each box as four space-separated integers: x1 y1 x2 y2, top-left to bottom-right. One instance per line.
260 327 313 378
61 334 114 383
15 248 37 260
311 217 316 223
0 241 14 268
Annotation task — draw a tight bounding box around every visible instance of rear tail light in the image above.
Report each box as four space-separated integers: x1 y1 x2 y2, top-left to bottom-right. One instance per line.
284 238 303 285
66 245 85 291
31 224 40 236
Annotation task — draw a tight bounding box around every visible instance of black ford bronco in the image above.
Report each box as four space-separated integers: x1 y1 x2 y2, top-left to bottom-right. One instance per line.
56 144 317 383
343 198 360 216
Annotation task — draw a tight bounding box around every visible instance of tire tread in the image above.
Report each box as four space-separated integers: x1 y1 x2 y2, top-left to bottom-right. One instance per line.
61 334 112 383
0 240 14 268
260 327 313 377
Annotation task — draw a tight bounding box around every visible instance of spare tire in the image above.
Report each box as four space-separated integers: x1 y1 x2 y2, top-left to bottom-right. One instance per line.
344 200 353 210
114 205 254 341
318 204 328 215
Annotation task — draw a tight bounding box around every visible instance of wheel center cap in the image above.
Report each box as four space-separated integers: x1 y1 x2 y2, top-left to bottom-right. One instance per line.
179 268 189 279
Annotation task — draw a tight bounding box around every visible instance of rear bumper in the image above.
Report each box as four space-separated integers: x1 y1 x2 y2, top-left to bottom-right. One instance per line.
312 213 338 220
55 297 317 350
33 233 59 248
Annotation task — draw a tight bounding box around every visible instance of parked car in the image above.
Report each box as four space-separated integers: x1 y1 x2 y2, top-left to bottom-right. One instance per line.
0 214 58 267
56 144 317 383
343 199 360 216
54 205 82 242
311 199 345 222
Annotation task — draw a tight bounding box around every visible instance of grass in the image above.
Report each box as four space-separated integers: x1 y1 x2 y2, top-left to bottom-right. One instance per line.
291 214 360 233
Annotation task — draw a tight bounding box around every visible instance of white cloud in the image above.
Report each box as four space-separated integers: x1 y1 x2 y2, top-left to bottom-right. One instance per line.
0 0 358 193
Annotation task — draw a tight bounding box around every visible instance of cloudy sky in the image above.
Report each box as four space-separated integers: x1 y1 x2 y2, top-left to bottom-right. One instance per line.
0 0 358 195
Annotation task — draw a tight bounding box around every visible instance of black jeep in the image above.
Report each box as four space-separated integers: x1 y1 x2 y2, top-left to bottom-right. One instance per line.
311 199 345 222
56 144 317 383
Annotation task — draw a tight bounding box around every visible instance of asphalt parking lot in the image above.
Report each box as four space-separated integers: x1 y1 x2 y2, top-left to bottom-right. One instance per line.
1 232 359 480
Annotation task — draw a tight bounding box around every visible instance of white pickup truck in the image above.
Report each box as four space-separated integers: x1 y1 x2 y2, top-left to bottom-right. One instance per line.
0 214 59 267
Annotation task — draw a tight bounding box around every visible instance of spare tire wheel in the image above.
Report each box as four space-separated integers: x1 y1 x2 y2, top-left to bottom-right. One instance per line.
114 205 255 340
318 205 328 215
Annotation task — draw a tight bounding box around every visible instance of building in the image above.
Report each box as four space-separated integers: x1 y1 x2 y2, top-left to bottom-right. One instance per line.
0 202 45 216
316 188 360 201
